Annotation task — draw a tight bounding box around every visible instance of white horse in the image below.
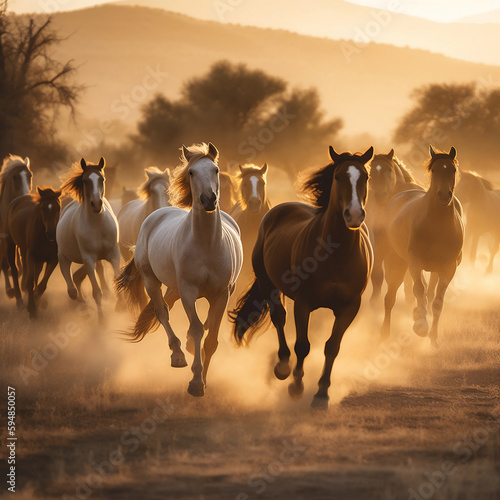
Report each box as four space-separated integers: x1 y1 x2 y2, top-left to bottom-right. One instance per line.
56 158 120 321
117 143 243 397
117 167 170 260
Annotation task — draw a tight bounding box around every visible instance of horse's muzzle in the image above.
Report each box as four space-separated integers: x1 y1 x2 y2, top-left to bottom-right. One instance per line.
344 208 366 229
90 200 103 213
248 197 262 214
200 192 217 212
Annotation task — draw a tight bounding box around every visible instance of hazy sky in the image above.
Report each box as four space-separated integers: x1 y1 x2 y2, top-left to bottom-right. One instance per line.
8 0 500 22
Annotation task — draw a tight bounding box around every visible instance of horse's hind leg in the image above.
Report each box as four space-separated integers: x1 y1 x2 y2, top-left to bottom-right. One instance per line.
72 265 87 302
312 299 361 410
202 290 229 387
7 242 22 307
380 252 406 340
179 283 205 397
486 233 500 274
142 270 187 369
96 260 111 297
426 272 439 305
288 299 311 398
370 240 384 306
429 270 454 348
2 255 14 298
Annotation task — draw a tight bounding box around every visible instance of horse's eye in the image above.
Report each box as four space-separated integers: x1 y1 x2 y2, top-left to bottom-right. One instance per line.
189 170 193 176
215 168 219 174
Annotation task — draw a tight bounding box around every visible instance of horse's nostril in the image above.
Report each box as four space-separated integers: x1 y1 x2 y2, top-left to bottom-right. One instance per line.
344 209 351 220
211 192 216 202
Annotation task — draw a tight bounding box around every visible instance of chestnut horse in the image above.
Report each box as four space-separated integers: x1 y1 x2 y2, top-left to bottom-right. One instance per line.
231 146 374 409
366 149 424 303
6 187 62 317
455 171 500 273
381 146 464 347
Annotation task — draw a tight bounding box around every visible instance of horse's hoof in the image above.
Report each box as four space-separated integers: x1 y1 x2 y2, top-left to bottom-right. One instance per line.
187 381 205 397
413 319 429 337
430 338 439 349
68 288 78 301
186 336 195 356
288 381 304 399
6 288 15 299
311 395 329 410
274 361 291 380
171 351 188 368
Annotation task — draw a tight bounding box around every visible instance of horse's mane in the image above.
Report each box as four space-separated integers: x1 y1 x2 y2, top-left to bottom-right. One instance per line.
460 170 495 191
394 156 415 182
137 167 170 201
424 148 459 172
60 161 103 202
169 143 218 209
0 155 30 187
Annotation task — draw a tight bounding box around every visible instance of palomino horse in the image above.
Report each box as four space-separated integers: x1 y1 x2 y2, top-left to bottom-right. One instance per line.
366 149 424 303
116 143 242 397
7 187 62 317
455 171 500 273
57 158 120 321
0 155 32 297
118 167 170 260
231 146 374 410
381 146 464 347
229 163 271 292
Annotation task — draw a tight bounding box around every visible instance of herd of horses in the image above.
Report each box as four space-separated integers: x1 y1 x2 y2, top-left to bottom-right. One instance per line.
0 142 496 408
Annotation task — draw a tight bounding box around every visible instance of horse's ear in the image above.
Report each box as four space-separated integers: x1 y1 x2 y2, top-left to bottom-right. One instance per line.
80 158 87 170
260 163 268 174
146 170 154 180
98 157 105 170
239 165 244 173
164 167 171 178
208 142 219 163
181 145 193 162
55 189 63 198
24 157 30 168
37 186 43 196
429 145 437 158
387 148 394 160
360 146 374 164
449 146 457 160
329 146 340 162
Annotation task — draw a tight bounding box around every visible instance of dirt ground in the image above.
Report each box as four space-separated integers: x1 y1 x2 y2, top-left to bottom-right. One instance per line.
1 251 499 500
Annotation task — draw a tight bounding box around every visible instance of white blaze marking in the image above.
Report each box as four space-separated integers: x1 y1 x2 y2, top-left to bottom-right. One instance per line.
347 165 361 211
376 165 382 171
88 172 101 199
250 175 259 199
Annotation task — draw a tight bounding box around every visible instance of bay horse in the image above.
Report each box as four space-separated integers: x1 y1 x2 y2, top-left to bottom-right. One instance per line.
6 187 62 317
366 149 424 304
455 171 500 273
230 146 374 410
117 167 170 260
116 143 243 397
381 146 464 348
0 155 32 297
56 158 120 321
229 163 271 293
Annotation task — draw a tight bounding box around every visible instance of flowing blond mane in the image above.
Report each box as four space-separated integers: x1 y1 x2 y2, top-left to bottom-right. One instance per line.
137 167 170 201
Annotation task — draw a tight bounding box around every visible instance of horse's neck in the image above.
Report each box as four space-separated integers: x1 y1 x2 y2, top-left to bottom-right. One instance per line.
424 191 457 217
190 206 222 244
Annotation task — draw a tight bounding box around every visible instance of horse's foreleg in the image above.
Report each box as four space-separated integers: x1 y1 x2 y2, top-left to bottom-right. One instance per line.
26 256 37 318
34 259 57 299
72 265 87 302
95 260 110 297
312 299 361 410
7 242 22 307
370 246 384 306
486 232 500 274
426 272 439 305
409 262 428 337
380 253 406 340
180 284 205 397
288 299 311 398
429 271 454 348
2 255 14 298
59 253 77 300
142 271 186 368
82 258 103 321
202 290 229 386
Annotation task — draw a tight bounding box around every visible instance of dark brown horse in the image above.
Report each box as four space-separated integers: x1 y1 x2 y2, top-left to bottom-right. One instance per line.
455 171 500 273
381 146 464 347
231 146 374 409
7 187 62 317
229 163 271 294
0 155 32 297
366 149 424 303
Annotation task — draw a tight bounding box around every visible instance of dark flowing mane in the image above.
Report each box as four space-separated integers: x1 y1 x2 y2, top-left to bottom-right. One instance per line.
460 171 495 191
137 167 170 201
169 143 218 209
60 161 103 202
394 156 415 182
300 161 337 211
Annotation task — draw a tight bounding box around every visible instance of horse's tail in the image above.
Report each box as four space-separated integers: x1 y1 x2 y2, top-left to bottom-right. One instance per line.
115 258 159 342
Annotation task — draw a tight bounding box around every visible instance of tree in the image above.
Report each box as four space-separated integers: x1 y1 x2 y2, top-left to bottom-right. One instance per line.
394 82 500 170
0 2 82 169
132 61 342 179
